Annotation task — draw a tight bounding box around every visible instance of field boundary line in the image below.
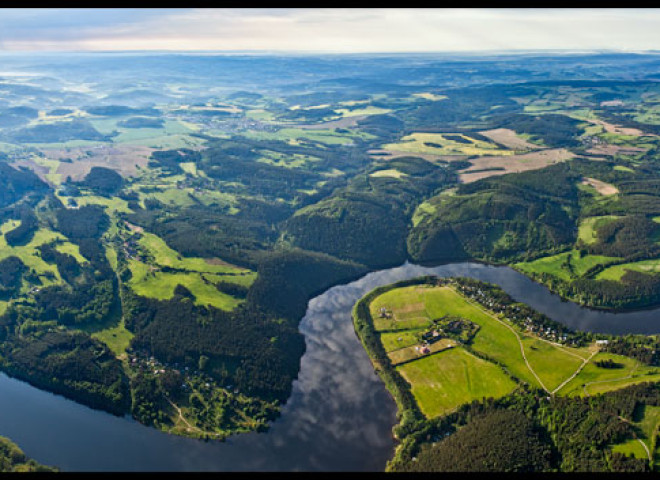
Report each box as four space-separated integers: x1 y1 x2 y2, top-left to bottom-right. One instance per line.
448 288 549 392
552 350 597 395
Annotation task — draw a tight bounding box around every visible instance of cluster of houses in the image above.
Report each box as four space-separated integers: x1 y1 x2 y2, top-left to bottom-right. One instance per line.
456 281 582 346
378 307 392 319
176 110 277 135
580 135 604 148
129 351 240 395
122 237 144 262
120 227 147 263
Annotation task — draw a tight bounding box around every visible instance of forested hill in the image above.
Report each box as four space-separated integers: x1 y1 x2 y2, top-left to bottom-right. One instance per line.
4 52 660 445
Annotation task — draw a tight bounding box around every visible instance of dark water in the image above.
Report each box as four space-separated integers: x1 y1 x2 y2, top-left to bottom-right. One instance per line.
3 261 660 471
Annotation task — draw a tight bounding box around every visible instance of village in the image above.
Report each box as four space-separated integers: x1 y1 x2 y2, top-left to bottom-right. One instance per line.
453 279 590 347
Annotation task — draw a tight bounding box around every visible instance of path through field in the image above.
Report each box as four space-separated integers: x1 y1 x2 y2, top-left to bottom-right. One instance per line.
452 288 599 395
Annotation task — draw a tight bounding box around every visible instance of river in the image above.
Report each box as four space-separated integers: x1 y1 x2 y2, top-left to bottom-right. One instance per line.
3 261 660 471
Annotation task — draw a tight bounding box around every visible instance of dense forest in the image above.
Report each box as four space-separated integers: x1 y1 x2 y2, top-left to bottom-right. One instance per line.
3 52 660 467
393 383 659 472
409 162 582 263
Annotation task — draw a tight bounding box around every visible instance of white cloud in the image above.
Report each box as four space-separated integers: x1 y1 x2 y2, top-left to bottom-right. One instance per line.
1 8 660 52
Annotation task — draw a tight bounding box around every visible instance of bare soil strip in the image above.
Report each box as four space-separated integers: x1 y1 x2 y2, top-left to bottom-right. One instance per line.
478 128 539 150
45 144 155 180
581 177 619 195
367 149 469 163
587 118 655 137
458 148 575 183
586 144 648 156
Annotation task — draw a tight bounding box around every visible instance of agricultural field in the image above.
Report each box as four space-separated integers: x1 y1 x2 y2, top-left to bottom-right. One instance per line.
396 347 517 418
577 215 622 245
515 251 622 281
367 282 605 417
477 128 540 151
596 258 660 281
580 177 619 196
123 230 255 311
383 132 515 157
9 51 660 460
0 220 68 290
457 147 575 183
558 352 660 396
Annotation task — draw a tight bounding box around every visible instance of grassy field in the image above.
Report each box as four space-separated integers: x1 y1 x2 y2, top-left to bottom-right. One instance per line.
90 318 134 358
367 282 620 419
370 285 542 388
127 260 245 311
138 231 252 276
614 165 635 173
411 200 437 227
0 220 66 289
611 404 660 462
596 258 660 281
54 241 88 265
520 336 585 391
515 250 622 281
612 438 649 460
396 347 517 418
56 192 133 215
125 231 255 311
383 132 514 157
379 329 425 352
578 216 622 245
558 352 660 396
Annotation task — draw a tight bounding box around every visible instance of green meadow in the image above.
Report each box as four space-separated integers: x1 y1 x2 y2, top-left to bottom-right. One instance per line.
363 282 641 421
383 132 515 156
127 263 244 311
558 352 660 396
396 347 517 418
137 231 251 276
515 250 622 281
0 220 68 289
125 231 256 311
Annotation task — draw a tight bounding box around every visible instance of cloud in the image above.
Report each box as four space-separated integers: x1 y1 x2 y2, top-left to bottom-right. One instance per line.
1 8 660 52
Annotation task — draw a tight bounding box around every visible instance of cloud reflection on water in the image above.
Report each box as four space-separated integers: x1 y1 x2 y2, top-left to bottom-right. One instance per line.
2 261 660 471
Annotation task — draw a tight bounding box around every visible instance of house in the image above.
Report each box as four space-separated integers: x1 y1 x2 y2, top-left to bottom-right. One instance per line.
596 339 609 345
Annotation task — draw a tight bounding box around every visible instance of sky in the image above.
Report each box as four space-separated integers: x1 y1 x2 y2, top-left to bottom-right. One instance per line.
1 8 660 53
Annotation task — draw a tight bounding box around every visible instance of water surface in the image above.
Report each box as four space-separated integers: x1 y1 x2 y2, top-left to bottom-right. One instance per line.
2 261 660 471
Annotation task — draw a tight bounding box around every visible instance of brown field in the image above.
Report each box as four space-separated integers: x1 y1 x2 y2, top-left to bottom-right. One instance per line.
44 144 156 180
125 221 144 233
367 149 469 163
478 128 539 151
458 148 575 183
587 118 654 137
586 144 648 156
298 115 368 130
387 339 456 366
395 302 426 315
581 177 619 195
10 158 50 182
600 100 624 107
